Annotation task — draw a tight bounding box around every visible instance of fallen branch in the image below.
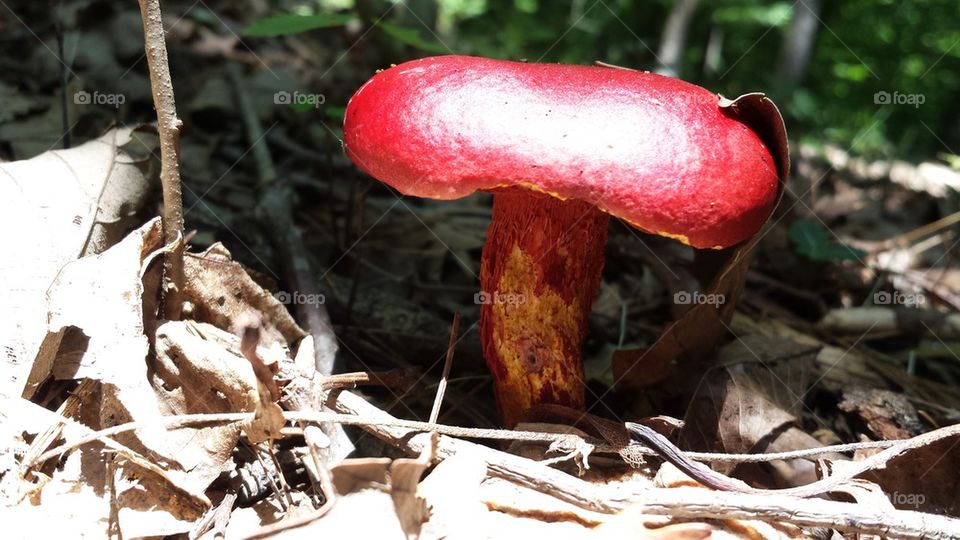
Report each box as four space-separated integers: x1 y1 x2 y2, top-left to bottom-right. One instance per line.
610 487 960 539
33 405 914 467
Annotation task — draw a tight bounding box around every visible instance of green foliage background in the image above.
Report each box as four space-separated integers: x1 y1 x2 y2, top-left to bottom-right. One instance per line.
251 0 960 162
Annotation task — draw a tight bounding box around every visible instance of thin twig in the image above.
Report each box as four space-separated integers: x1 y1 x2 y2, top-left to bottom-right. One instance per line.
19 379 97 480
319 370 415 391
429 312 461 424
137 0 185 319
190 492 237 540
266 444 295 508
32 407 946 471
247 441 287 511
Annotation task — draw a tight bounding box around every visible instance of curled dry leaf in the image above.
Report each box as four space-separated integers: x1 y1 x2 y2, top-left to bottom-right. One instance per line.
854 430 960 514
1 127 158 398
182 243 306 348
679 335 829 489
31 219 238 500
614 93 789 390
153 320 260 485
10 217 312 537
12 220 219 536
235 317 286 444
35 218 163 395
390 434 436 538
2 394 207 537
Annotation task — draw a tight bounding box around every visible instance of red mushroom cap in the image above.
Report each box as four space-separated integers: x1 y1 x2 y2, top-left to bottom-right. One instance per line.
344 55 780 248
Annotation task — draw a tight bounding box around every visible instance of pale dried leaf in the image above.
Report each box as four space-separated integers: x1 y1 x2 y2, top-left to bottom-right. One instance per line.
33 218 163 396
390 435 435 538
1 128 157 398
418 454 489 539
680 335 827 488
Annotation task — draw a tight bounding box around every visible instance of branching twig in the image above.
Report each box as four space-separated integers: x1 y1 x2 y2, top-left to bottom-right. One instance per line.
137 0 185 319
32 405 958 483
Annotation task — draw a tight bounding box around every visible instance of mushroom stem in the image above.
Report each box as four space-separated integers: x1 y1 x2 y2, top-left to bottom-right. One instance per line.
479 188 609 426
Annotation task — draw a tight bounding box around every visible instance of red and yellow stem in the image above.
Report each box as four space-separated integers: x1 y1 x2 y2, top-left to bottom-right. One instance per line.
479 188 609 426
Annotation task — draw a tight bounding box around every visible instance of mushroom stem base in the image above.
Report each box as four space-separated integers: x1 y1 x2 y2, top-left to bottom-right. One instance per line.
480 189 609 426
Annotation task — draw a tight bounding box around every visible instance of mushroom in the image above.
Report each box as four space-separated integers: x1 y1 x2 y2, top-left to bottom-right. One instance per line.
343 55 783 426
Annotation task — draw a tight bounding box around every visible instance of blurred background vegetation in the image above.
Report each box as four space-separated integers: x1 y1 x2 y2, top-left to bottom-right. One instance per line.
242 0 960 159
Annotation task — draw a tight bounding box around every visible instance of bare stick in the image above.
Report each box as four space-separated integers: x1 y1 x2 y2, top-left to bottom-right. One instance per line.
429 312 461 424
33 407 916 469
320 370 415 391
137 0 185 319
613 488 960 539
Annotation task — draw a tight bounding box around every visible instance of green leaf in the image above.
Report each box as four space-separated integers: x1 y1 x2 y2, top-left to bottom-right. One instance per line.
325 106 346 121
817 243 867 261
243 13 353 37
712 3 793 26
788 219 827 255
788 219 865 262
289 101 315 113
377 22 449 54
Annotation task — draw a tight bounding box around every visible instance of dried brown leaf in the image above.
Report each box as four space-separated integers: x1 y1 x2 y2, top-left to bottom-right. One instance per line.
679 335 827 488
182 243 306 348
